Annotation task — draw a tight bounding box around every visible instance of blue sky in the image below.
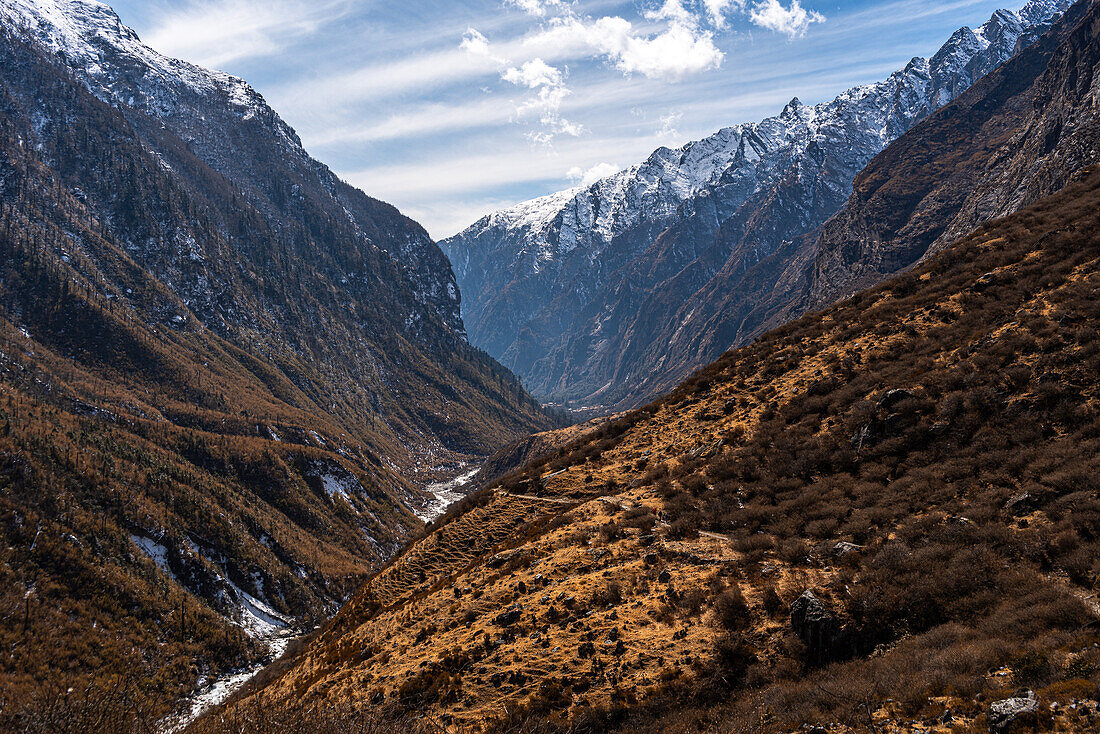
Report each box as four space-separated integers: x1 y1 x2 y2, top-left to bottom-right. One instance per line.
108 0 1026 238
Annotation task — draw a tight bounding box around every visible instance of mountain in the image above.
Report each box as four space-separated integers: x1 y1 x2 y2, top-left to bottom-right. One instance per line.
0 0 555 725
441 0 1074 413
213 2 1100 730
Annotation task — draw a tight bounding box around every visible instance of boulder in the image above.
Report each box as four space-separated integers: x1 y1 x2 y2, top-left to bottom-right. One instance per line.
987 695 1039 733
832 541 863 557
790 590 854 663
494 608 522 627
1004 492 1038 515
878 388 916 411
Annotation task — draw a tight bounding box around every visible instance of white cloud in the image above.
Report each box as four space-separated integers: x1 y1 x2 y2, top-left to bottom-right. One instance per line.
502 59 583 144
143 0 344 68
461 27 512 66
460 27 491 57
702 0 747 28
567 162 620 187
505 0 567 17
749 0 825 39
646 0 698 28
502 58 563 88
532 16 724 81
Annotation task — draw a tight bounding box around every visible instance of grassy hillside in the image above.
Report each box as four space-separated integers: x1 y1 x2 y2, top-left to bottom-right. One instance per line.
215 166 1100 732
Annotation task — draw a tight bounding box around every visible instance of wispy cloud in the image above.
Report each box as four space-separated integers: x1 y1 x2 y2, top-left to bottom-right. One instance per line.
657 110 683 143
502 59 584 144
273 48 502 114
143 0 347 68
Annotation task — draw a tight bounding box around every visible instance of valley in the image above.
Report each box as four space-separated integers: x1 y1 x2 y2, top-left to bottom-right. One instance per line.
0 0 1098 732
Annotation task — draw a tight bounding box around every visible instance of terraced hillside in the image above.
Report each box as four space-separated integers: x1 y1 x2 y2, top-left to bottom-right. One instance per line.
211 165 1100 732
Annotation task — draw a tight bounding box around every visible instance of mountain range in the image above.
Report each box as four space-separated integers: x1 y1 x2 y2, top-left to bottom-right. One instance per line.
442 0 1074 413
2 0 1100 730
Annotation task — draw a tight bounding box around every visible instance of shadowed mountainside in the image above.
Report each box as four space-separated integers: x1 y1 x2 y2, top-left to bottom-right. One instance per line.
0 2 556 726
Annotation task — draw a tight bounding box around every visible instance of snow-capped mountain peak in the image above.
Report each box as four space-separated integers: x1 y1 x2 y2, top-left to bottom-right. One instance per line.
448 0 1067 261
441 0 1074 406
0 0 281 135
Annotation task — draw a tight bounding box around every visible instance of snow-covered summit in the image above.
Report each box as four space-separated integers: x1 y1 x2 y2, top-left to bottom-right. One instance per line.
0 0 297 145
445 0 1070 276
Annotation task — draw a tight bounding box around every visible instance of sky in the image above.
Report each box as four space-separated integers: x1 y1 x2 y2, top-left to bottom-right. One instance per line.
106 0 1029 239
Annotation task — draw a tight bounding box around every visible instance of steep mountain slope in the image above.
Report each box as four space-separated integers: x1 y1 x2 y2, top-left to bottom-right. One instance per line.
0 0 555 726
0 0 552 461
807 0 1100 306
221 162 1100 734
442 0 1073 412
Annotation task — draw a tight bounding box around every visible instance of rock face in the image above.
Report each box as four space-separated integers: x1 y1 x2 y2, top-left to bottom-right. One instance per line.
441 0 1074 412
807 0 1100 308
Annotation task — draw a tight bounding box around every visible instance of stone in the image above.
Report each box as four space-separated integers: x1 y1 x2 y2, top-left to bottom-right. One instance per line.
1004 492 1037 515
494 608 522 627
878 388 916 411
851 420 884 451
832 541 863 557
987 696 1039 733
790 590 853 663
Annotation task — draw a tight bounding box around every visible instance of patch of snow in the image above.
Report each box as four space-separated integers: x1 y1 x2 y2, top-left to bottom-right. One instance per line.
320 473 352 502
131 534 175 580
162 629 299 733
223 576 289 638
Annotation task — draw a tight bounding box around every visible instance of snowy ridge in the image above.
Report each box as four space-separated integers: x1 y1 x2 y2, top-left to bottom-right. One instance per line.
445 0 1071 276
440 0 1073 401
0 0 296 146
0 0 466 337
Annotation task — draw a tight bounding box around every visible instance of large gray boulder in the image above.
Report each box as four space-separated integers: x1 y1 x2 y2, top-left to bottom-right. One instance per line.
988 695 1039 733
